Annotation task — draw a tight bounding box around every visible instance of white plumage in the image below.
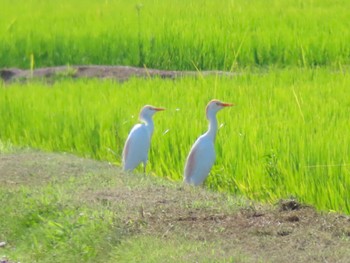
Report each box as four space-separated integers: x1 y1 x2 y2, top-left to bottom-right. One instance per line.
184 99 233 185
122 105 165 173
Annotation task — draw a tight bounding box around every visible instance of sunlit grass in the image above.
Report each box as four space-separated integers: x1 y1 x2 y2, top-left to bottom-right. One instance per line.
0 0 350 69
0 183 116 262
1 67 349 214
108 236 248 263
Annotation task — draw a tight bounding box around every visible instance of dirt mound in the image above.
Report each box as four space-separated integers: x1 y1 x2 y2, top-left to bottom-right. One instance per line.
0 65 235 83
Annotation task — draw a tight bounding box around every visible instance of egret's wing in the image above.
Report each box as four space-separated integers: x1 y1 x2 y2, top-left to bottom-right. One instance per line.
184 137 215 185
122 124 150 171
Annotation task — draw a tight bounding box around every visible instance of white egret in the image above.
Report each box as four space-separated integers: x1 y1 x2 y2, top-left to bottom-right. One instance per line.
122 105 165 173
184 99 233 185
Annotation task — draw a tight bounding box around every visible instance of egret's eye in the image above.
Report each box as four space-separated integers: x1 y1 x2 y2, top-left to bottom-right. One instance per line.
216 102 220 106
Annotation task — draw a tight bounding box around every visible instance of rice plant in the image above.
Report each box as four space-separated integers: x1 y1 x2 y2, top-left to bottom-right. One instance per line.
0 0 350 69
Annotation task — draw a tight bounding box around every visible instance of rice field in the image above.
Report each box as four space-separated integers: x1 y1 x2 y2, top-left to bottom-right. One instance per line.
2 1 350 263
1 0 350 69
1 68 350 214
1 0 350 214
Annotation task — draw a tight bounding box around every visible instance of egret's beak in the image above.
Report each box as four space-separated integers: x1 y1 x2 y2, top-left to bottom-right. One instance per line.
219 102 234 107
153 107 166 111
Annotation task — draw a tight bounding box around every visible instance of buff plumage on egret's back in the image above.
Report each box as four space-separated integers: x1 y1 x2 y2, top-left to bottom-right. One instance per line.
184 99 233 186
122 105 165 173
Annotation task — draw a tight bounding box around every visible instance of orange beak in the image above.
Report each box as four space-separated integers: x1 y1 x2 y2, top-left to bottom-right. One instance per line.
219 102 234 107
153 107 166 111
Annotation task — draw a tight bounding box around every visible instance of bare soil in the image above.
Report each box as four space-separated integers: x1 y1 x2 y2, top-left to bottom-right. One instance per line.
1 150 350 262
0 65 235 83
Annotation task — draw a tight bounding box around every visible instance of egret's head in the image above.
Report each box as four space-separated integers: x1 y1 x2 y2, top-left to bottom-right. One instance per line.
205 99 233 119
139 105 165 121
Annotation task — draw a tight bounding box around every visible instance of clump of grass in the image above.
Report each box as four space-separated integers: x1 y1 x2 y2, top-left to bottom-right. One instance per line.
0 184 117 262
0 140 15 153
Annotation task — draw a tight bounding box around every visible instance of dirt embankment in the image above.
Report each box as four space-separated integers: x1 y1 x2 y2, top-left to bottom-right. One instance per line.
0 65 235 83
1 151 350 262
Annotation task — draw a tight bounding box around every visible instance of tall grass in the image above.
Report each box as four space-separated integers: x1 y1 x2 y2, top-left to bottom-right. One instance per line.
1 67 349 214
1 0 350 69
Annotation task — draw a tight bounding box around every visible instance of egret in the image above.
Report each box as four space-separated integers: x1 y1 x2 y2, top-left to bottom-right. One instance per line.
122 105 165 173
184 99 233 186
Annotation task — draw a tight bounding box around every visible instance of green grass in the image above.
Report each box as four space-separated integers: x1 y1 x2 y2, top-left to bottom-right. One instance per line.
109 236 206 262
0 183 116 262
1 0 350 69
108 236 247 262
0 140 15 153
1 67 350 214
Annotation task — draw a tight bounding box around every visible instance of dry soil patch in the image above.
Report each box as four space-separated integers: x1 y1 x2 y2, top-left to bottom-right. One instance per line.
0 65 235 83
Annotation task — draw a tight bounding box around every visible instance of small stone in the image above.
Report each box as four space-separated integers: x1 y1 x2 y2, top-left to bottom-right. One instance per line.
0 241 6 247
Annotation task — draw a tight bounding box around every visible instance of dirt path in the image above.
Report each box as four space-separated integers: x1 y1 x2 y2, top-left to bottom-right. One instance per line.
1 150 350 262
0 65 235 83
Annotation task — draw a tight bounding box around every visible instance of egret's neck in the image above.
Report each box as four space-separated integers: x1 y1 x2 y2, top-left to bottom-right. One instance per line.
142 116 154 137
205 113 218 141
